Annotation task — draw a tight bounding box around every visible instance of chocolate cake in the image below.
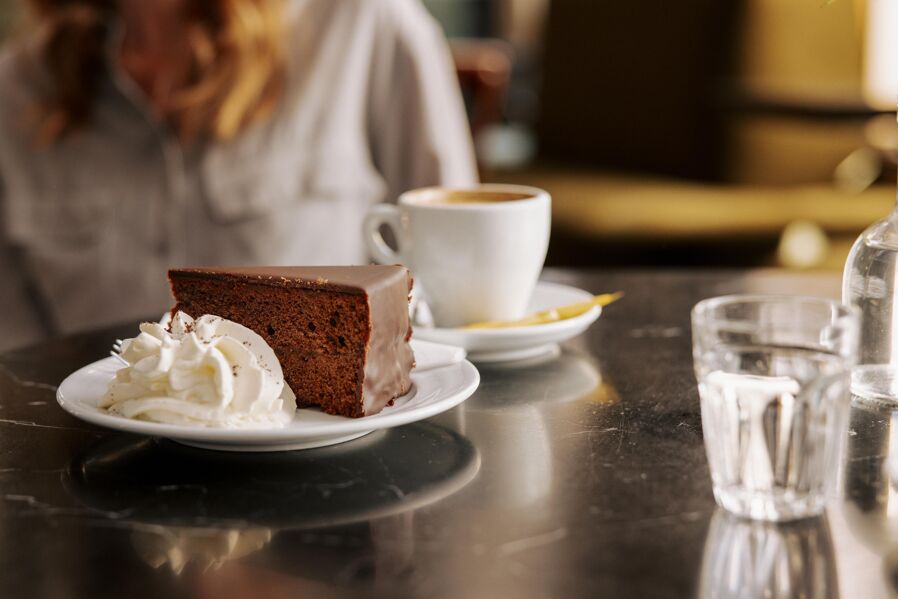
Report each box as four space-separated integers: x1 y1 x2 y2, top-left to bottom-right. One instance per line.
167 266 414 418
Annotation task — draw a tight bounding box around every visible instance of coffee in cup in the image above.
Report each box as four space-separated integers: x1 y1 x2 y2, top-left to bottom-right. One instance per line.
363 185 551 327
414 190 534 205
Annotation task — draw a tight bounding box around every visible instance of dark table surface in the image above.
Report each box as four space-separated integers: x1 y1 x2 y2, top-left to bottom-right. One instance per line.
0 269 894 599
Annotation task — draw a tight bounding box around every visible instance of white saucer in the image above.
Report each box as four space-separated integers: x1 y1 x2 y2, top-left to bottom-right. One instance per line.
57 342 479 452
413 281 602 363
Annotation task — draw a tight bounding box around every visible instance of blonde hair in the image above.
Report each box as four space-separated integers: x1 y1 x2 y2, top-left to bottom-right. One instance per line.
26 0 285 143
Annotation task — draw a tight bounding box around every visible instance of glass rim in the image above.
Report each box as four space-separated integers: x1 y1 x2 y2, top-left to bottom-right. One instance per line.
691 294 858 330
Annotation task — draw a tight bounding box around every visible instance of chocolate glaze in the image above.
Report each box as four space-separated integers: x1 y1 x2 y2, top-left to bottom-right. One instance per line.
168 266 415 417
170 266 403 295
361 268 415 415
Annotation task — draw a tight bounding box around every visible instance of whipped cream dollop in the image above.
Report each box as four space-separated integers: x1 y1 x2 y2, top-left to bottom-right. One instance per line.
100 312 296 428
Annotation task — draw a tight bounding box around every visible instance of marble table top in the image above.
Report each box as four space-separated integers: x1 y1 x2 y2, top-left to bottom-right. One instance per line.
0 269 891 598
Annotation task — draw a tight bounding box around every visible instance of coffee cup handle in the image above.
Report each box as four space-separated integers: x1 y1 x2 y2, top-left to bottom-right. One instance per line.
363 204 403 265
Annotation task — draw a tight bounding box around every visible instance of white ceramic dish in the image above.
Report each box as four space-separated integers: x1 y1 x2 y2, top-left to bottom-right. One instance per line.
413 281 601 363
57 341 479 452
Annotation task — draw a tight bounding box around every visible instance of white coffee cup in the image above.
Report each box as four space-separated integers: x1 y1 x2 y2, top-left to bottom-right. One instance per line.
363 185 551 327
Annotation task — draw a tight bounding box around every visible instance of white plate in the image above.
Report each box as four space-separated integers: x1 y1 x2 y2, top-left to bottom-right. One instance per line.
57 342 479 452
412 281 601 363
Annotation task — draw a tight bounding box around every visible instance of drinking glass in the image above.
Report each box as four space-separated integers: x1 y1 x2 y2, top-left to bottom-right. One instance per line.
692 295 858 521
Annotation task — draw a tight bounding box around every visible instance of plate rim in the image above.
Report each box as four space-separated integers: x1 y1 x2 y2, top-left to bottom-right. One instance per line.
57 357 480 445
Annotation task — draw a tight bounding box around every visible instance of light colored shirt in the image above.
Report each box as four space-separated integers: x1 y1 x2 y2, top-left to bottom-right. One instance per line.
0 0 477 350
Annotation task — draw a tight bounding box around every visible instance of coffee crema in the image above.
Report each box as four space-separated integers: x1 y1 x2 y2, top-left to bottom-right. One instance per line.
411 190 534 205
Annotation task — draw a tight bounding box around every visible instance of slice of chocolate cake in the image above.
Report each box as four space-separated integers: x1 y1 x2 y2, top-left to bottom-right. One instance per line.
168 266 414 418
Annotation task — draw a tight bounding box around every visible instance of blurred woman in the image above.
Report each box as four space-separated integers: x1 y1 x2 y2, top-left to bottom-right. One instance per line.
0 0 477 349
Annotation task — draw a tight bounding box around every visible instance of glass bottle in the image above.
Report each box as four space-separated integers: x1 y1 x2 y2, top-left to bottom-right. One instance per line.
842 187 898 404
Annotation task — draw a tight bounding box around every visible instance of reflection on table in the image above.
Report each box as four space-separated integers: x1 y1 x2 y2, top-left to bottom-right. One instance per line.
837 399 898 597
65 422 479 584
436 348 602 509
698 509 837 599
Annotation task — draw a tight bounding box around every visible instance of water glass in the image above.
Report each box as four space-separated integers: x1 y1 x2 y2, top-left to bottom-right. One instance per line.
692 295 858 521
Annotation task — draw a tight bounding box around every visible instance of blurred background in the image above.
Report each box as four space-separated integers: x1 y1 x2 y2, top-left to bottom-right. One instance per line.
427 0 898 270
2 0 896 271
